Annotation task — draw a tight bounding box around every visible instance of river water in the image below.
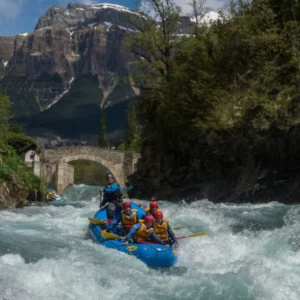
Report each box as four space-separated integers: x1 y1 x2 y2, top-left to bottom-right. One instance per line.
0 184 300 300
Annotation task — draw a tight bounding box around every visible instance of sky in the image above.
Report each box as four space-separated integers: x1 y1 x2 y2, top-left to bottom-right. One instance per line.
0 0 228 36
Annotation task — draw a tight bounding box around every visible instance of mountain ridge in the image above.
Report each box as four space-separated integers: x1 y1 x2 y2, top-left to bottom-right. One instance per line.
0 2 218 143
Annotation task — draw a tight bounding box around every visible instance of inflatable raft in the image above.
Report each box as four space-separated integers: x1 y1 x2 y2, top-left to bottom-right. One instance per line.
88 202 177 268
49 197 68 206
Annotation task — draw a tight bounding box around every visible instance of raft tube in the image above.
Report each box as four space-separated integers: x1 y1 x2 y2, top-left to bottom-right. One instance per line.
88 202 177 268
49 197 68 205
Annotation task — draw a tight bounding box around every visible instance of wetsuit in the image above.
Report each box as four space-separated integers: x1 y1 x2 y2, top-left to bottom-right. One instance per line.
100 182 123 211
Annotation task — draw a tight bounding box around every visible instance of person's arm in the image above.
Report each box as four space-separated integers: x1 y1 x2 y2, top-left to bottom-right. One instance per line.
150 231 166 245
134 213 140 224
124 224 141 242
167 223 178 245
100 197 108 208
121 186 133 192
106 216 121 231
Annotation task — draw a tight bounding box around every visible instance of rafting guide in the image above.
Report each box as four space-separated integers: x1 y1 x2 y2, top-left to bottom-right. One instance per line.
99 174 123 219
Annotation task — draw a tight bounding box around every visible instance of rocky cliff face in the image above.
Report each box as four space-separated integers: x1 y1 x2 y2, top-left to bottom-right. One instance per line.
0 3 150 140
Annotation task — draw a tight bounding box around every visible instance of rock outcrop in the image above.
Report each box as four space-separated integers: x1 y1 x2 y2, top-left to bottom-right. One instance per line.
129 127 300 204
0 180 42 209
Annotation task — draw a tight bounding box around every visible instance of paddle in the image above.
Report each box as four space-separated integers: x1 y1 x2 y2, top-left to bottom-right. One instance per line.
101 231 123 240
172 227 184 230
99 191 103 208
88 217 106 225
100 228 207 242
137 232 208 244
176 232 208 240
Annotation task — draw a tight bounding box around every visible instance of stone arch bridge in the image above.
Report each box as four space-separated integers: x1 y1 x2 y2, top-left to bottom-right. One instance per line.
33 146 140 195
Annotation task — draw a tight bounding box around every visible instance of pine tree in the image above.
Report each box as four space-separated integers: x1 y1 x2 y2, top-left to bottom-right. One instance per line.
98 111 107 148
0 93 11 142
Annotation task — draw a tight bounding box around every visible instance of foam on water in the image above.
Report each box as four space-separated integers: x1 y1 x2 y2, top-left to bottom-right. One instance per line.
0 185 300 300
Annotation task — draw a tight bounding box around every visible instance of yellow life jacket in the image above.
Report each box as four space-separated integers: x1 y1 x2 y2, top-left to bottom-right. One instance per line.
154 219 169 241
134 223 153 241
121 212 137 232
144 208 161 217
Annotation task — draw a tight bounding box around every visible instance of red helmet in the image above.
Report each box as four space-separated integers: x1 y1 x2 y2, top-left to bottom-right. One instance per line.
144 215 155 223
154 211 163 219
150 201 159 208
122 202 131 209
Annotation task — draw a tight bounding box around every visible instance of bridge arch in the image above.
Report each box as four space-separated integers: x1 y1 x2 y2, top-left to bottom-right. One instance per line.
37 146 140 195
59 154 124 186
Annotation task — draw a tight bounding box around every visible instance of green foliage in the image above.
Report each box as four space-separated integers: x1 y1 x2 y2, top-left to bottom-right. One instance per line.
6 132 37 153
9 123 22 134
125 101 139 151
0 143 45 193
69 160 108 185
126 0 182 91
128 0 300 184
117 143 125 151
0 93 11 141
0 93 45 197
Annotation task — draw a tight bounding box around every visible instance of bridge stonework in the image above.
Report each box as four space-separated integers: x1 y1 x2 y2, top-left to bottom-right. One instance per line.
37 147 140 195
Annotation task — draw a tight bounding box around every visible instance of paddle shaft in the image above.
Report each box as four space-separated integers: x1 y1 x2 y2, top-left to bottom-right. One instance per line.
99 191 103 207
176 232 207 240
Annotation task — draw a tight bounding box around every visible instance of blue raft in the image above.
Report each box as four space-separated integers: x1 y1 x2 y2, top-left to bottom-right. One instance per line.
88 202 177 268
49 197 68 206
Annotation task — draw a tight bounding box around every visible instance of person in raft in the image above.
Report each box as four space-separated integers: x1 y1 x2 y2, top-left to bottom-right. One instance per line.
105 202 139 235
153 211 179 249
99 174 123 218
144 200 162 218
122 215 166 246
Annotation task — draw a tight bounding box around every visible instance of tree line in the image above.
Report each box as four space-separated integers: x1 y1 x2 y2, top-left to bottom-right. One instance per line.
121 0 300 184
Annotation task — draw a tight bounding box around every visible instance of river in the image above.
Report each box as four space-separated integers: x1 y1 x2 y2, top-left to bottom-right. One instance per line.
0 184 300 300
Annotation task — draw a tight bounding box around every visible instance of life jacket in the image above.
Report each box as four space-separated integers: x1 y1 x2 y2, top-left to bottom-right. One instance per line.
106 219 115 224
144 208 161 217
134 224 153 241
121 212 137 232
153 220 169 241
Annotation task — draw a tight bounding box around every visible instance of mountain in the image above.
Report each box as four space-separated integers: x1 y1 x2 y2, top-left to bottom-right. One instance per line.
0 3 145 142
0 3 215 143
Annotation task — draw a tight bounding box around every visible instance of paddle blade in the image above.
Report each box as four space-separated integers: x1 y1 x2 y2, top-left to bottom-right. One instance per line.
101 231 123 240
172 227 184 230
176 232 208 240
88 217 105 225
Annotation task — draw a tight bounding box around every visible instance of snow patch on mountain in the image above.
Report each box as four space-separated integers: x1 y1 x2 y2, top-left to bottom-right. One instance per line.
91 3 140 16
47 77 75 109
191 11 221 24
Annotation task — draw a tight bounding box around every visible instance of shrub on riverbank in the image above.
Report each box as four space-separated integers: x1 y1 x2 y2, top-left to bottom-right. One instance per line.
0 93 45 208
0 143 45 208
